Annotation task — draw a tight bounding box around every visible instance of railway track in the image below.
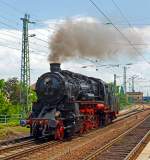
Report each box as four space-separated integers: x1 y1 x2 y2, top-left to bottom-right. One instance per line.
114 107 144 122
83 113 150 160
0 138 59 160
0 136 32 146
0 106 149 160
0 138 36 155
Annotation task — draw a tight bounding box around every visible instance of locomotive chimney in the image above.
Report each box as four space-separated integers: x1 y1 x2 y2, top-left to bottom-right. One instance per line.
50 63 61 72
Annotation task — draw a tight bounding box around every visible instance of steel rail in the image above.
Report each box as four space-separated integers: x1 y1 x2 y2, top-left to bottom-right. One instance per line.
83 113 150 160
124 130 150 160
0 139 35 154
0 141 59 160
0 136 32 146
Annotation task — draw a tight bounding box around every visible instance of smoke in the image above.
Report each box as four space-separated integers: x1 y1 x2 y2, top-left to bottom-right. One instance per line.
48 17 143 62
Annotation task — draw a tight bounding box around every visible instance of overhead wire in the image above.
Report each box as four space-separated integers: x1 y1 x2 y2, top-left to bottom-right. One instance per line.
32 36 49 44
0 20 20 31
0 43 20 51
0 14 20 26
0 32 21 41
0 0 51 45
111 0 132 28
0 29 48 54
0 16 49 51
111 0 150 86
88 0 150 65
0 0 57 50
0 0 45 23
0 0 53 80
0 0 24 15
0 43 48 56
0 31 48 53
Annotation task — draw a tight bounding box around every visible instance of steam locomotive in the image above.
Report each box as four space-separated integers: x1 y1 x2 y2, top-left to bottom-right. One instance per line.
25 63 119 140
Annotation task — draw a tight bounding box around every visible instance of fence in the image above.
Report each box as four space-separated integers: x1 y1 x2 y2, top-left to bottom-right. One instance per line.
0 114 23 124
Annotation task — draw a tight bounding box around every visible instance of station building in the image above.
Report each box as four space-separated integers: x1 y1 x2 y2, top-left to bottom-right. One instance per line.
126 92 143 103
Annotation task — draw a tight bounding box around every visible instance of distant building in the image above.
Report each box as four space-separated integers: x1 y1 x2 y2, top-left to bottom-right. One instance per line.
126 92 143 103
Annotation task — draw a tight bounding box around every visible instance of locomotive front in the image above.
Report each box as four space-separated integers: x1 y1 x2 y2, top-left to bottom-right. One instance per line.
21 62 118 140
36 63 66 105
21 63 68 139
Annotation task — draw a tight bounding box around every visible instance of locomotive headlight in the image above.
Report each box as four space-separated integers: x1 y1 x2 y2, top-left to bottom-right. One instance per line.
44 77 51 85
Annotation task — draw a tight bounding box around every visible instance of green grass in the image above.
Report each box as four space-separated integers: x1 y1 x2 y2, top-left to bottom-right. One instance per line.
12 126 29 133
0 123 29 140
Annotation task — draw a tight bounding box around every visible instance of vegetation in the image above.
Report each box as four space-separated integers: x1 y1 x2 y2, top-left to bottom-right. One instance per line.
117 86 129 110
0 78 34 138
0 78 37 121
0 124 29 140
109 83 131 110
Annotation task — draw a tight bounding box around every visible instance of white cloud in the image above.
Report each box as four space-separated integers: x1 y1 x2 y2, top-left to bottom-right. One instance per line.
0 17 150 95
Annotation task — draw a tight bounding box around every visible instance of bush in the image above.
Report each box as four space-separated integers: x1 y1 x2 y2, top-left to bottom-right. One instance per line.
118 92 132 110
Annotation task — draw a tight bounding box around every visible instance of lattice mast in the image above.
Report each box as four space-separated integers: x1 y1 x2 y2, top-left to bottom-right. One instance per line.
20 14 33 113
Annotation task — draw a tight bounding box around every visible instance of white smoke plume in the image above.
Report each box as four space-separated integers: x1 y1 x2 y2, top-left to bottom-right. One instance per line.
48 17 143 62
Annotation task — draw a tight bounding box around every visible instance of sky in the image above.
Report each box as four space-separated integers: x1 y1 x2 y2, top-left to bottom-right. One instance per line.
0 0 150 95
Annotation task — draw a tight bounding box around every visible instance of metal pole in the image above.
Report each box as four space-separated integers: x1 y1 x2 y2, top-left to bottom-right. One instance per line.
123 66 127 94
132 76 135 92
129 81 131 92
114 74 116 87
20 14 35 115
114 74 116 95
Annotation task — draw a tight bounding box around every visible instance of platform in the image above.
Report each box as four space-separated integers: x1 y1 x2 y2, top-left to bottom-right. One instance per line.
136 141 150 160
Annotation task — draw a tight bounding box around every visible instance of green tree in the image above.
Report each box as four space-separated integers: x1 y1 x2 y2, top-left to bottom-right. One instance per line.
4 77 20 104
0 77 37 117
0 92 10 115
0 79 5 92
109 83 131 110
29 89 37 103
0 78 21 116
118 86 130 109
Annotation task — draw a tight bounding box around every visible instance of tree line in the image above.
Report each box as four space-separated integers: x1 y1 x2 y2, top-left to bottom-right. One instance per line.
0 78 36 116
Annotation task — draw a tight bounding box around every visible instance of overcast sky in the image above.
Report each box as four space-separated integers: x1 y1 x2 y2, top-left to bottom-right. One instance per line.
0 0 150 95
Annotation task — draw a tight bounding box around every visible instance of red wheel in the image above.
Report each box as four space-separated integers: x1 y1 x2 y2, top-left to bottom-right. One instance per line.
55 120 64 140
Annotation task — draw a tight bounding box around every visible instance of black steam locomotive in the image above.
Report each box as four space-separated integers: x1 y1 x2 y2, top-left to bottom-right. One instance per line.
26 63 119 140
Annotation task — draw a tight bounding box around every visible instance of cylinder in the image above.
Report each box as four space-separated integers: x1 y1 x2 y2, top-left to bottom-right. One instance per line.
50 63 61 72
